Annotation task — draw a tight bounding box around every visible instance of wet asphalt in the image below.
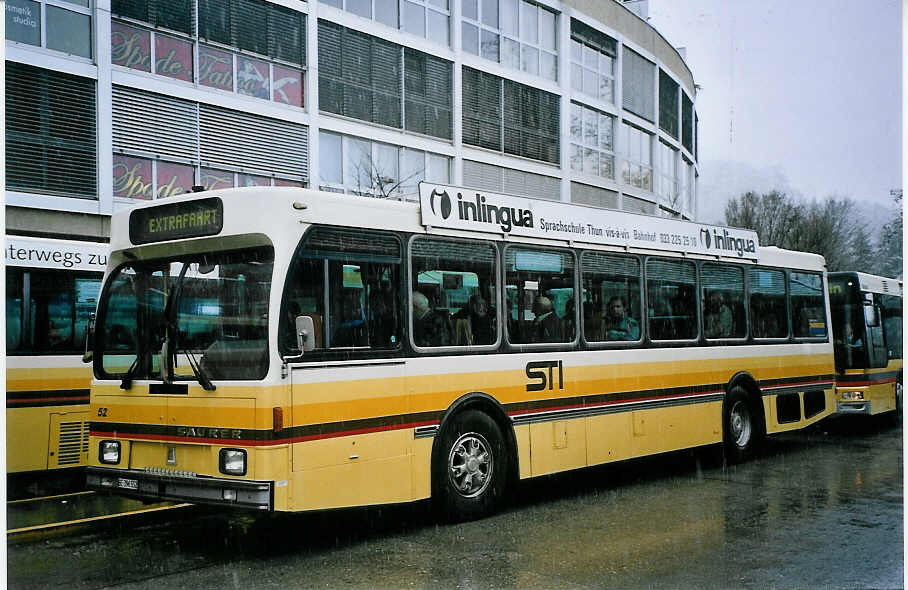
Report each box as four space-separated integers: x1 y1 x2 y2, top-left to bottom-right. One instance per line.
7 416 903 589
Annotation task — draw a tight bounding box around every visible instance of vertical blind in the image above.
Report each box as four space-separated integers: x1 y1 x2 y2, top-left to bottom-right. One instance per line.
681 93 693 153
6 62 97 198
319 20 452 139
463 67 560 164
658 69 679 139
622 48 655 122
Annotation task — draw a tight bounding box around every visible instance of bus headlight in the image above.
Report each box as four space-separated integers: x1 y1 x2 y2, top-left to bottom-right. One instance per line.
219 449 247 476
100 440 121 464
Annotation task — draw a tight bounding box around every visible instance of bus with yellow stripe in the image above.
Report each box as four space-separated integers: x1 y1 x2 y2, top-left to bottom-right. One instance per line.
86 184 835 520
828 271 902 417
6 235 107 475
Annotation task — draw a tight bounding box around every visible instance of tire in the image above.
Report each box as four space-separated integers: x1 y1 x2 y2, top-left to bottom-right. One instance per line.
723 386 763 464
432 410 509 522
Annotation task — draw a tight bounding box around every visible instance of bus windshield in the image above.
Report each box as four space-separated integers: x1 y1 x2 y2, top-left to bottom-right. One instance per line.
98 246 274 382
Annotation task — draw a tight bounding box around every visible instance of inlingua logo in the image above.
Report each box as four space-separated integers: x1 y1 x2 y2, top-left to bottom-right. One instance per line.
429 189 453 219
700 228 712 249
701 227 756 257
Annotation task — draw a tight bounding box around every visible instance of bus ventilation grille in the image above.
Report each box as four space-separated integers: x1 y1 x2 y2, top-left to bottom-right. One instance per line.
57 421 88 466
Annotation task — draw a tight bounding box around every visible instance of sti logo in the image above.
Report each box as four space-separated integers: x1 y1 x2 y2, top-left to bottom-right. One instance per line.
429 189 453 220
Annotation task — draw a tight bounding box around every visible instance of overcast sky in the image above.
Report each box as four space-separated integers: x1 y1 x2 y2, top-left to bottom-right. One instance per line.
647 0 902 222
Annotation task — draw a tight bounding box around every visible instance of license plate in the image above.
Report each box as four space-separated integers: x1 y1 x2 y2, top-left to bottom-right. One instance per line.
118 478 138 490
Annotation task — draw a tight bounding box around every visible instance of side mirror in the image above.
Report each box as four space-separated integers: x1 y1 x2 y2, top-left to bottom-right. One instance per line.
295 315 315 353
82 312 96 363
863 303 880 328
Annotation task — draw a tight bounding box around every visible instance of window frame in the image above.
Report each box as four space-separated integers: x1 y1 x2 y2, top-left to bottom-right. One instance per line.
6 0 94 59
644 255 700 346
279 226 406 360
747 266 791 343
502 243 579 350
579 250 644 349
788 270 829 343
461 0 558 81
569 102 616 181
407 234 501 354
700 262 748 343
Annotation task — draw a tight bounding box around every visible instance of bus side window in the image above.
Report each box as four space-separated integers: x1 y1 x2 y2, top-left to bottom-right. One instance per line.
410 237 497 349
702 263 745 339
789 272 827 339
646 258 697 341
580 252 641 343
749 268 788 339
504 247 575 345
281 228 401 356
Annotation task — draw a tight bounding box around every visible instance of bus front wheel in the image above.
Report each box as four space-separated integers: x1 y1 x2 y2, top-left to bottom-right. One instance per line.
433 410 508 522
723 386 762 464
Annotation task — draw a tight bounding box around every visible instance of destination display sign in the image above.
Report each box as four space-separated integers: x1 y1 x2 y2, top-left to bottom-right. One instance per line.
5 236 109 272
129 197 223 245
418 183 760 260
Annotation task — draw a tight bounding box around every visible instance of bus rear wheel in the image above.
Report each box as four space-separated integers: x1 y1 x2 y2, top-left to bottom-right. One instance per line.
723 386 762 464
433 410 508 522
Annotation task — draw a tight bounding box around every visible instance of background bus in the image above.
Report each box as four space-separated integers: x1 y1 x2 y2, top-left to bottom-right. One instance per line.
6 235 107 478
828 271 902 416
86 185 836 520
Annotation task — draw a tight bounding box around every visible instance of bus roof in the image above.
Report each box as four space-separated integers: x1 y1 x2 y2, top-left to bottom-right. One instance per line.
829 271 903 296
108 186 826 272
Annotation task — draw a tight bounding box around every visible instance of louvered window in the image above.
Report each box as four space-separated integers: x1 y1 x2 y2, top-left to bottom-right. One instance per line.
111 0 193 34
462 67 559 164
462 67 502 151
463 160 559 201
404 48 453 139
319 21 452 139
571 183 617 209
200 104 308 182
112 86 199 161
622 48 655 122
503 80 559 164
6 62 97 199
198 0 306 65
681 93 693 153
658 70 679 139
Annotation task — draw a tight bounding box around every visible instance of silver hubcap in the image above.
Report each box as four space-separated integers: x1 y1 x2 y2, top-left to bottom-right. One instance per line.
730 400 752 448
448 432 493 498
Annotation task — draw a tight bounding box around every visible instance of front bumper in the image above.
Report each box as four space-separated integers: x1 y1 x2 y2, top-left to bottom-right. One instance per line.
87 467 273 510
836 401 872 415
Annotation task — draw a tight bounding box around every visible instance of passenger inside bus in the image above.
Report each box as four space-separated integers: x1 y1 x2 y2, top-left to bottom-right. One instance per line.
412 291 451 347
452 294 494 346
562 298 576 340
602 296 640 341
704 291 733 338
531 296 562 343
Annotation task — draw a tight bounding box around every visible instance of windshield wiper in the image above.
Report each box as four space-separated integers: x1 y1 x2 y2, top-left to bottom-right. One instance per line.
165 262 216 391
120 357 140 390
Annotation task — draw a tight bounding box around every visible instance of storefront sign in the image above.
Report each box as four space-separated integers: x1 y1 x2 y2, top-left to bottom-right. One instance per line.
6 0 40 46
113 155 153 199
156 162 195 198
237 56 270 99
6 235 109 272
419 183 760 260
155 34 193 81
111 21 151 72
201 168 235 190
200 45 233 91
273 65 303 107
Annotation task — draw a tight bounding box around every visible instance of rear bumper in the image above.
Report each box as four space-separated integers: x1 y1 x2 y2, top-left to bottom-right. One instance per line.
87 467 273 510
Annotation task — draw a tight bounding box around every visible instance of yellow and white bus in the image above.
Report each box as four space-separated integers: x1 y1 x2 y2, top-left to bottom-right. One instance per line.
86 184 835 520
828 271 902 416
6 235 107 474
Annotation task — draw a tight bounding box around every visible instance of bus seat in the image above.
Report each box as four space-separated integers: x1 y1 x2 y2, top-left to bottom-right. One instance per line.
302 313 323 349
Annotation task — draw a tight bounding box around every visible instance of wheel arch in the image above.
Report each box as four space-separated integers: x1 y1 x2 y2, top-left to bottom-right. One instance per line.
727 371 767 431
431 391 519 490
